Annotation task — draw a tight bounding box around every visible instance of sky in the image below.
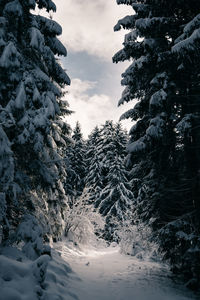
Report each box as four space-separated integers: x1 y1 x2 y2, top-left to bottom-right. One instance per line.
52 0 134 137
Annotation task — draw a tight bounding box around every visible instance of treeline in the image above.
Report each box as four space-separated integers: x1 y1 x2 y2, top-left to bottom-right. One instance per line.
65 121 133 240
114 0 200 290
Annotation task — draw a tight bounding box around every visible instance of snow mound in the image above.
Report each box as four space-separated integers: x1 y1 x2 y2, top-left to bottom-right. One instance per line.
43 249 77 300
0 245 75 300
0 247 38 300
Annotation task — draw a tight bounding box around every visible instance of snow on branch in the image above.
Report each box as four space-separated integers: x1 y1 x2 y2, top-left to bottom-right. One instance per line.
172 29 200 54
36 15 62 36
150 89 167 108
0 42 20 68
127 137 146 153
114 15 136 31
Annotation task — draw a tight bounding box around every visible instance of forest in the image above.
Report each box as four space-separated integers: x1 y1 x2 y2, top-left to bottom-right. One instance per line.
0 0 200 299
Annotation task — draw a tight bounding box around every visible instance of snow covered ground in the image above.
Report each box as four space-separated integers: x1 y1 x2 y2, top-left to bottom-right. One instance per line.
0 246 51 300
52 242 198 300
0 242 198 300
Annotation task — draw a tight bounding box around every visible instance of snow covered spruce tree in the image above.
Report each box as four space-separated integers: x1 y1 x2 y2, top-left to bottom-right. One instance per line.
98 155 133 240
86 121 132 240
65 122 86 202
0 0 71 244
86 121 122 208
113 0 180 228
114 0 200 288
85 122 130 219
159 8 200 289
85 126 104 205
97 121 127 189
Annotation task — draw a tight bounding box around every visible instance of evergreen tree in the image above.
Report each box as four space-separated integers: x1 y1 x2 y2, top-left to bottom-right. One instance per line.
97 120 120 187
97 122 129 215
171 11 200 224
85 126 104 205
86 121 132 240
113 0 179 227
99 155 133 240
159 9 200 289
85 122 115 208
113 123 128 158
65 122 86 202
0 0 71 243
114 0 200 288
85 121 129 215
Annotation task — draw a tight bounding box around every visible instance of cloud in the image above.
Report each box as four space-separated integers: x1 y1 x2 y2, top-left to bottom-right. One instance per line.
53 0 133 61
65 78 133 137
39 1 135 136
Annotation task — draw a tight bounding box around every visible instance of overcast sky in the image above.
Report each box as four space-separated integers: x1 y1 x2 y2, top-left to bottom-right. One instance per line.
52 0 134 137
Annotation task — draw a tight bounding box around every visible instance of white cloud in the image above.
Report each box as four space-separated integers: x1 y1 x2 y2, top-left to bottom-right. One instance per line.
53 0 133 61
65 78 133 137
38 1 135 136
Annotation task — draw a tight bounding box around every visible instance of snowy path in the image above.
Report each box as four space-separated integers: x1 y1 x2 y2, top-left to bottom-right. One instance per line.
51 243 197 300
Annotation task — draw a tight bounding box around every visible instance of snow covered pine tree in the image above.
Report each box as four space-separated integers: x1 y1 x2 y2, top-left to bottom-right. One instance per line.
85 126 104 205
86 121 126 209
86 121 132 240
0 0 71 245
65 122 86 202
114 0 200 289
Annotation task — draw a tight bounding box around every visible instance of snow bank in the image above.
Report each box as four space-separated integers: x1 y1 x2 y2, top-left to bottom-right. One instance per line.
0 247 40 300
0 245 75 300
43 249 76 300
